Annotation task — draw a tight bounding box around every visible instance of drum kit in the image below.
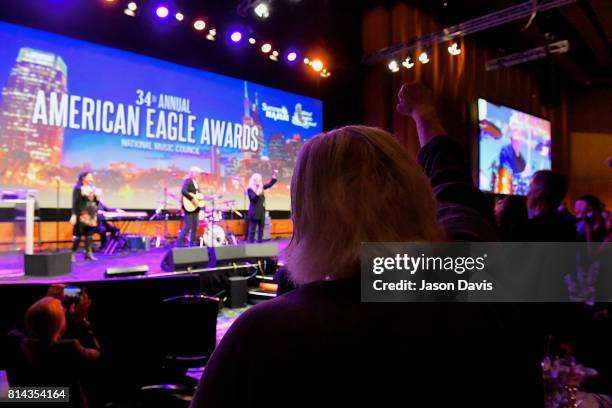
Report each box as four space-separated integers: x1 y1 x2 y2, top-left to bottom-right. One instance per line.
197 194 241 248
153 188 241 248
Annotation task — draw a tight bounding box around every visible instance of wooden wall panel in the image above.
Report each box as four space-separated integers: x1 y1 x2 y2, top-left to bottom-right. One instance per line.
363 2 569 179
0 219 293 246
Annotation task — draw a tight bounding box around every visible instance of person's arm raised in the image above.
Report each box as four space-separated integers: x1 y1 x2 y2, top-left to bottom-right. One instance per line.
396 83 498 241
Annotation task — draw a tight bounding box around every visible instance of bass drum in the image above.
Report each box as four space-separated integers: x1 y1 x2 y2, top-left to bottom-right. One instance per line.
202 224 226 247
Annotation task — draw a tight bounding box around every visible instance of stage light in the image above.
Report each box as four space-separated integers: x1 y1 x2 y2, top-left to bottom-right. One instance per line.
261 43 272 53
402 57 414 69
272 50 279 57
248 37 256 44
193 19 206 31
155 5 169 18
124 8 136 16
320 69 331 78
286 51 297 62
418 52 429 64
206 28 216 41
303 58 310 64
254 2 270 18
311 59 324 72
388 60 400 72
230 31 243 43
448 42 461 56
175 12 184 21
127 2 137 11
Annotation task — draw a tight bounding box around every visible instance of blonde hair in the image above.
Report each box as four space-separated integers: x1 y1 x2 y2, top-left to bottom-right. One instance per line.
25 297 66 345
285 125 445 285
247 173 263 191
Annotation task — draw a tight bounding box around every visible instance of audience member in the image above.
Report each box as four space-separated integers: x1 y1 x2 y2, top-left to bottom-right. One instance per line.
525 170 578 241
5 296 100 408
495 195 529 241
575 195 607 242
190 84 541 407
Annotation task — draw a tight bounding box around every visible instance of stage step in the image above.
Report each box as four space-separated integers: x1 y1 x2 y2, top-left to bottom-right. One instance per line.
248 288 276 304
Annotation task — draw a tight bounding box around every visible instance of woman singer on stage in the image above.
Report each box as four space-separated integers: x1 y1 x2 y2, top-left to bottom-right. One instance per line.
246 170 278 243
69 171 102 262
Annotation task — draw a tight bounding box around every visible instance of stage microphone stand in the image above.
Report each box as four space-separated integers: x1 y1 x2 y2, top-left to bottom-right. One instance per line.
55 177 60 252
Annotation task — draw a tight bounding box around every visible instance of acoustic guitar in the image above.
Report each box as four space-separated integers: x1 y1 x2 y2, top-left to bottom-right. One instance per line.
182 192 206 213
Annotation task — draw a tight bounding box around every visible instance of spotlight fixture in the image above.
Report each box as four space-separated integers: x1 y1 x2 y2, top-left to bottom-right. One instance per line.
206 28 216 41
193 19 206 31
124 8 136 16
254 2 270 18
155 6 169 18
448 42 461 56
230 31 243 43
175 12 184 21
303 58 310 64
127 2 137 11
286 51 297 62
248 37 256 45
272 50 279 57
311 59 324 72
320 69 331 78
402 57 414 69
388 60 400 72
418 52 430 64
261 43 272 53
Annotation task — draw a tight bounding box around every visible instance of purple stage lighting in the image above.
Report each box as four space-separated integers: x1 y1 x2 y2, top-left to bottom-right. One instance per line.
286 51 297 62
230 31 243 43
155 5 169 18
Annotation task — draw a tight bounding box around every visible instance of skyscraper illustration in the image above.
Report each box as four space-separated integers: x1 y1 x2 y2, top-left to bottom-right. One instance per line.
0 47 68 165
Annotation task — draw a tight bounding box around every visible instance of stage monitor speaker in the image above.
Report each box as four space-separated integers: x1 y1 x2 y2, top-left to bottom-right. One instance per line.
24 251 71 277
228 276 248 308
105 265 149 278
209 243 279 267
161 247 209 272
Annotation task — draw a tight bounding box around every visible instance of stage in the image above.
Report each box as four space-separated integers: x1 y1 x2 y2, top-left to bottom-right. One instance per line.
0 240 288 284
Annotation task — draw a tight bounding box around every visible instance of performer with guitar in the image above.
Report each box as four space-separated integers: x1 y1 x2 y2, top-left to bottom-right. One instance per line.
177 166 206 247
246 169 278 243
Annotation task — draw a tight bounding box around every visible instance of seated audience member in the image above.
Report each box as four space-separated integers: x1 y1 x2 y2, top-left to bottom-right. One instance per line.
525 170 578 242
5 297 100 408
191 85 542 407
575 195 607 242
495 196 529 241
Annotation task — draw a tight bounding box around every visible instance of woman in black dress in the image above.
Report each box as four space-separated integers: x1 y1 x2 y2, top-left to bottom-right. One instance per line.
246 169 278 243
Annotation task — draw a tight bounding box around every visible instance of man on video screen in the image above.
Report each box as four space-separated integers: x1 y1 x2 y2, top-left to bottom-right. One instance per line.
499 121 527 174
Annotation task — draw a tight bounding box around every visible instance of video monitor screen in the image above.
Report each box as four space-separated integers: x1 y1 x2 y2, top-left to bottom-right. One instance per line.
0 22 323 210
478 98 551 195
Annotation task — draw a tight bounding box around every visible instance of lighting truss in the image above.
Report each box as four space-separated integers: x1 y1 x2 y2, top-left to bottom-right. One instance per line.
363 0 579 64
485 40 570 70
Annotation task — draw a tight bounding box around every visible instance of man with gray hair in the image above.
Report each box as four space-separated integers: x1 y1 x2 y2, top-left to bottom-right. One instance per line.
177 166 204 247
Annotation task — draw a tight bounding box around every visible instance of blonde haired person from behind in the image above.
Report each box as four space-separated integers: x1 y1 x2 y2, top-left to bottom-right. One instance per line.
5 297 100 408
191 84 540 407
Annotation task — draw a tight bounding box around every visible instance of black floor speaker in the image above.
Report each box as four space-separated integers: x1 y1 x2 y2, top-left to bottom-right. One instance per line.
161 247 209 272
24 251 71 277
210 243 279 267
105 265 149 278
228 276 248 308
